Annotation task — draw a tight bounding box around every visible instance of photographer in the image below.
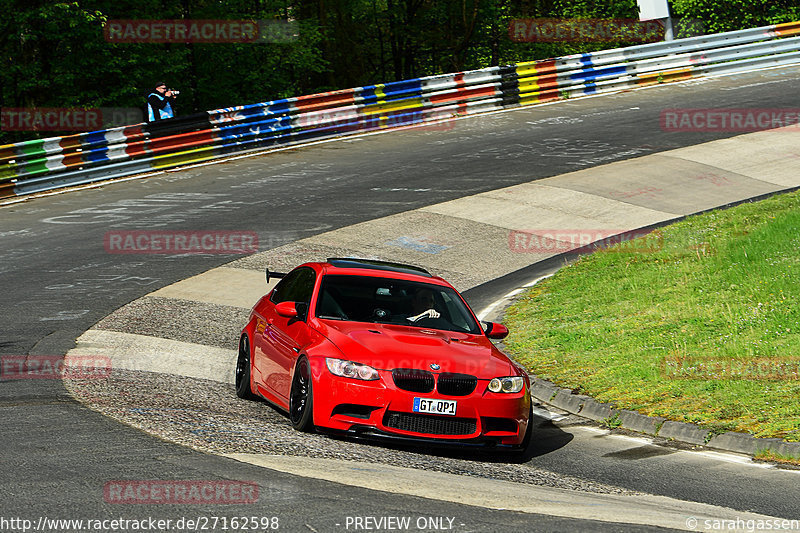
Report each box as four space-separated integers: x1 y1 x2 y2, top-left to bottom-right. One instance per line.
146 82 178 122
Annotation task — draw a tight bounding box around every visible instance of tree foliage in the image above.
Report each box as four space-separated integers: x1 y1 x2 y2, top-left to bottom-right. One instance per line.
671 0 800 34
2 0 798 143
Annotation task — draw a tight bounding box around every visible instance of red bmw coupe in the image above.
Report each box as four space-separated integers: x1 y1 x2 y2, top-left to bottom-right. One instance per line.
236 258 532 449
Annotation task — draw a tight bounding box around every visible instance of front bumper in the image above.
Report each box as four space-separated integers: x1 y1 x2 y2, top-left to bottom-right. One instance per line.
311 362 531 446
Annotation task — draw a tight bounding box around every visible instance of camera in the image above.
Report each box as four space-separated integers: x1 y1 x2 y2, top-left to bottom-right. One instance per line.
169 89 180 96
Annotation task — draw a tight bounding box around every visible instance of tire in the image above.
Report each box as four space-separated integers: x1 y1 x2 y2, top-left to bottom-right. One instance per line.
235 334 257 400
289 357 314 432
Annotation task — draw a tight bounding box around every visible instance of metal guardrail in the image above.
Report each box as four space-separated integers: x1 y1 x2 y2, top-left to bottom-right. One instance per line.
2 20 799 200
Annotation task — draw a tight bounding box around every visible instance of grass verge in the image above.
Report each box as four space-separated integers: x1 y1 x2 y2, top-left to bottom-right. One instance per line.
504 189 800 441
754 449 800 466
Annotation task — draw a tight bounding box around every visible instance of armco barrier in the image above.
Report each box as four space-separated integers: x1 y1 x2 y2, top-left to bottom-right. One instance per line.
2 20 799 199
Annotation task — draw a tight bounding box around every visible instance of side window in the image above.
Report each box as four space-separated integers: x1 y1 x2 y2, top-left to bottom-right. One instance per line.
270 267 316 305
441 291 477 333
286 267 315 304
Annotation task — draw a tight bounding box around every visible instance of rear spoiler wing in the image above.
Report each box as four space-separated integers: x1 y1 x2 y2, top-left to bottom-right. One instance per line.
265 268 287 284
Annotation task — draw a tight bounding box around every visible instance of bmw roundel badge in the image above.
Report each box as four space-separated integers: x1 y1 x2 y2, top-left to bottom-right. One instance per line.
430 363 440 370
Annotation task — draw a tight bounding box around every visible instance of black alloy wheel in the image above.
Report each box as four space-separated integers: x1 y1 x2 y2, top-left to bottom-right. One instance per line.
289 357 314 432
235 334 256 400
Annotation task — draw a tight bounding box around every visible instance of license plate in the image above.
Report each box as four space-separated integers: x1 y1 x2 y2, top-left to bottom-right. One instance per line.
413 398 457 416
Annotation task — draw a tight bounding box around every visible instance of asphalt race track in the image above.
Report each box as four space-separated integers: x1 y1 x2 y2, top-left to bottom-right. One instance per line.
3 67 800 531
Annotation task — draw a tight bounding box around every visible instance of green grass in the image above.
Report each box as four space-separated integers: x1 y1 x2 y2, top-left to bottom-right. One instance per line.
504 189 800 441
754 449 800 466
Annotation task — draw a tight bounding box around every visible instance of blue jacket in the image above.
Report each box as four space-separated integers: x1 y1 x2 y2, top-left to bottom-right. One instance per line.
147 92 174 121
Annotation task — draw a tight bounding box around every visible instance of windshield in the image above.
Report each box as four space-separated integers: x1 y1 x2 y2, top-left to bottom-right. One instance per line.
315 275 482 334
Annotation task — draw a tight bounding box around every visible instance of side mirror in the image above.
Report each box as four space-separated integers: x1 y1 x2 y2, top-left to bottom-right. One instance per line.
483 322 509 340
275 301 299 318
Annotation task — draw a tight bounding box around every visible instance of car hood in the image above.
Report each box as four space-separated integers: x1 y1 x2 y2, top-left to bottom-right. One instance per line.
313 320 516 378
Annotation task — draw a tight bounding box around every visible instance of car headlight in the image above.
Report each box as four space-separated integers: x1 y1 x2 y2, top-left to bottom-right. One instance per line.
487 376 524 393
326 358 379 381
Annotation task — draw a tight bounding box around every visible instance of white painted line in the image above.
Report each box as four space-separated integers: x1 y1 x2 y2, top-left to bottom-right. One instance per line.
478 274 554 320
603 433 659 447
0 196 27 207
226 453 784 531
572 426 787 471
575 426 612 436
601 432 780 470
0 171 166 207
524 274 553 287
476 302 500 322
691 450 775 469
532 405 568 422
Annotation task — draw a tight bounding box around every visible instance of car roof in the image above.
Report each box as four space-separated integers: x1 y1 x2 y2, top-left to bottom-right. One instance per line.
325 258 433 277
307 258 456 287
